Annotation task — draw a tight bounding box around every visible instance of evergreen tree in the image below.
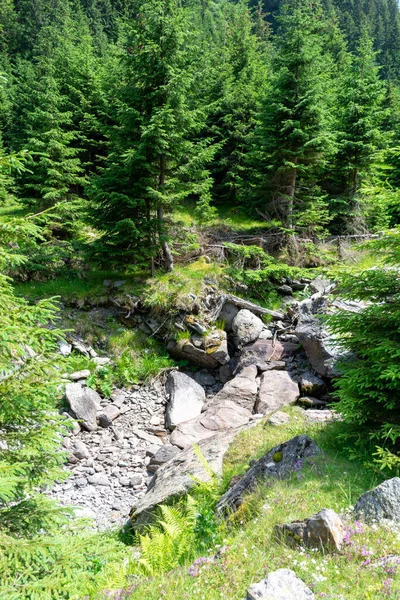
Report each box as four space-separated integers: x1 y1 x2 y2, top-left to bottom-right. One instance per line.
204 1 270 206
88 0 216 270
337 30 386 195
250 0 334 234
9 24 86 208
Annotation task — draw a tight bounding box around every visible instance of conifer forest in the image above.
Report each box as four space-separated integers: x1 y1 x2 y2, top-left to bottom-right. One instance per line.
2 1 400 598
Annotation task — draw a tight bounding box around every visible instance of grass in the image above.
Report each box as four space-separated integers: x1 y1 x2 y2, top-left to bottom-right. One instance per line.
143 258 223 314
13 269 148 304
173 200 278 233
124 408 400 599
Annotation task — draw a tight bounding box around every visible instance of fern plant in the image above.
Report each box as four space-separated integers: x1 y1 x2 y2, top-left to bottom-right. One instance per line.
137 496 199 576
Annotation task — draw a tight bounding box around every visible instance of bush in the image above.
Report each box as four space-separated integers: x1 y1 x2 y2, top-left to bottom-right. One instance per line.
328 229 400 469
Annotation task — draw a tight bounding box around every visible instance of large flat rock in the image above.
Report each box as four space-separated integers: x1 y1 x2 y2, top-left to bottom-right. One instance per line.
211 365 258 411
130 426 252 528
170 400 252 449
256 371 300 414
237 339 298 372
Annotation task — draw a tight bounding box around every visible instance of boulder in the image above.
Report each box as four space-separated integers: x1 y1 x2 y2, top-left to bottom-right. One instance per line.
300 372 325 397
237 339 298 373
65 383 100 431
354 478 400 525
247 569 314 600
256 371 300 414
216 435 322 516
131 427 251 527
232 309 264 348
309 276 334 295
275 509 344 553
167 330 229 369
165 372 205 430
295 295 342 377
305 508 344 552
170 400 252 449
211 365 258 411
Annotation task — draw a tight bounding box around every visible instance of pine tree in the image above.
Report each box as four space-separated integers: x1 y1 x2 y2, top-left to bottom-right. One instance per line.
88 0 216 271
9 22 86 208
204 1 270 206
337 30 386 195
250 0 334 234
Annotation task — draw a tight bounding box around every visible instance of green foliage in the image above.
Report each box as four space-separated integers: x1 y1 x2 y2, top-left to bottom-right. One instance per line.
328 229 400 462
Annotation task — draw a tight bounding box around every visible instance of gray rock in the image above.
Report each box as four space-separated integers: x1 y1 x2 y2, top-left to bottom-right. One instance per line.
66 383 100 431
192 370 217 387
247 569 314 600
93 357 111 366
130 426 252 528
232 309 264 348
150 445 181 467
165 371 205 430
219 363 233 384
256 371 300 414
295 295 342 377
309 276 334 295
237 340 297 373
58 340 72 357
170 400 252 449
212 365 258 411
72 440 90 460
355 478 400 525
87 474 111 486
297 396 327 408
167 337 227 369
267 411 291 426
258 329 273 340
216 435 322 516
218 301 240 332
300 372 325 397
130 474 143 487
304 508 344 552
70 369 91 381
98 404 121 428
275 509 344 553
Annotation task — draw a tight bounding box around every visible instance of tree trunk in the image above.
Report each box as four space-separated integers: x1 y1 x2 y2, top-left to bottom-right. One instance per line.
158 156 174 272
287 159 297 230
352 167 359 195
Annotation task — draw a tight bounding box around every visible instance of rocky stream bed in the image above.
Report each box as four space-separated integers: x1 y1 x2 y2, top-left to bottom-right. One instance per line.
50 277 347 529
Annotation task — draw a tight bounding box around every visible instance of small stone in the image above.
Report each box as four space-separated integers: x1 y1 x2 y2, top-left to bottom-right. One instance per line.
93 357 111 366
75 477 88 488
130 474 143 487
119 478 130 487
70 370 91 381
267 411 291 427
73 440 90 460
98 405 121 428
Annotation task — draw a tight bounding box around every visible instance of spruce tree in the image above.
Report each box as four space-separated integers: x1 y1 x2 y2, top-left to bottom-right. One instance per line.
10 25 86 208
337 30 386 195
250 0 333 234
88 0 216 270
